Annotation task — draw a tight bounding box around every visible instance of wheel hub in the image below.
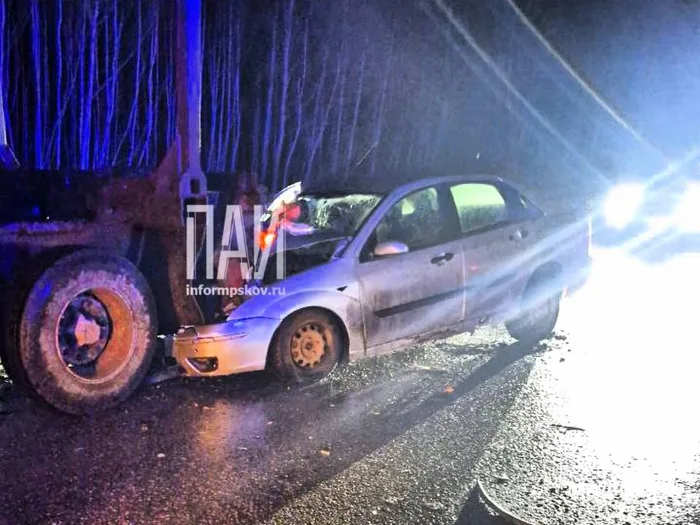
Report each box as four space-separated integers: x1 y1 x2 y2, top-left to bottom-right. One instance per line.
58 294 111 367
74 314 102 347
291 323 326 368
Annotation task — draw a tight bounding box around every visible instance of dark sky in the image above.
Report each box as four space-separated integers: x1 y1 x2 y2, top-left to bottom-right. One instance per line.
423 0 700 185
517 0 700 164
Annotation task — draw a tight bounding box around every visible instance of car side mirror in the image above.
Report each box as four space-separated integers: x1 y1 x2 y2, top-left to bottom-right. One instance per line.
373 240 409 257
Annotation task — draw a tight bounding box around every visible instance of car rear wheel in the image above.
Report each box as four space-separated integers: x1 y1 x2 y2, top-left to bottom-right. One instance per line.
269 309 343 383
506 270 562 343
10 249 157 414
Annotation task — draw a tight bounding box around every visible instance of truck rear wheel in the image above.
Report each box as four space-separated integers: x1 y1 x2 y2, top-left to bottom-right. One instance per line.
12 250 157 414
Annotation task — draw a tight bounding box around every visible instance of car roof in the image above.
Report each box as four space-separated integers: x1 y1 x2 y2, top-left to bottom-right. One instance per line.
301 172 509 197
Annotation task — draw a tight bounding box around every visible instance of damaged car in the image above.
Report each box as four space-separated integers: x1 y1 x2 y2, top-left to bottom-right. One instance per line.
172 175 592 383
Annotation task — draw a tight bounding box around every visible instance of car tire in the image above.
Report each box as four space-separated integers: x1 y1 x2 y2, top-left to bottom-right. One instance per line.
269 309 343 383
10 249 157 415
505 269 562 343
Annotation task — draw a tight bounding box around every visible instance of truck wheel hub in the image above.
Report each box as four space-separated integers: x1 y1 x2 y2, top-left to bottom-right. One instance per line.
58 294 111 367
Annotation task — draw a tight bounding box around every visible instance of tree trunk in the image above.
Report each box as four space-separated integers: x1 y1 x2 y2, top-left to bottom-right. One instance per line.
272 0 294 190
283 16 308 186
261 9 278 186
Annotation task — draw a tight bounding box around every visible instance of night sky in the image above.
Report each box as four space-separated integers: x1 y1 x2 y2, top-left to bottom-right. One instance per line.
518 0 700 161
1 0 698 198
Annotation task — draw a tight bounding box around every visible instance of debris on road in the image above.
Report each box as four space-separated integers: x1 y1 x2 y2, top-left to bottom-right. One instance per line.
145 366 181 385
476 479 537 525
550 423 585 433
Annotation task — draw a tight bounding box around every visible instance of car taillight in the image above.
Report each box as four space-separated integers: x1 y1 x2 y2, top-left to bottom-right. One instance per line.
259 230 277 251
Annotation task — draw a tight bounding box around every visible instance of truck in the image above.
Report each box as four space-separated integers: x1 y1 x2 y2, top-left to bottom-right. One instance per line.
0 0 214 414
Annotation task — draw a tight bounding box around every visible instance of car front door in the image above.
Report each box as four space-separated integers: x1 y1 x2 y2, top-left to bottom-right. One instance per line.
357 186 465 350
447 181 535 321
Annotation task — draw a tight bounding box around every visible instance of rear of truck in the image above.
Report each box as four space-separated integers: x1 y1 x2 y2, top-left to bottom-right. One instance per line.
0 0 212 414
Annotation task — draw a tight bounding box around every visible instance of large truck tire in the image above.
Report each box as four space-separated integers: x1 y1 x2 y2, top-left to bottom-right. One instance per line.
9 249 157 414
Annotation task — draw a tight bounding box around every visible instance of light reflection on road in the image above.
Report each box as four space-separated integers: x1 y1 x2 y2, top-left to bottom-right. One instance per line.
555 248 700 500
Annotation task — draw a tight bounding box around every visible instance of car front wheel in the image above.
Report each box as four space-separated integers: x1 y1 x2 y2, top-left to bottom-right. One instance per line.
269 309 343 383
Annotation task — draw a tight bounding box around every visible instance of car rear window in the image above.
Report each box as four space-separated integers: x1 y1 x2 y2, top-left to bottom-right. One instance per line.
449 183 508 234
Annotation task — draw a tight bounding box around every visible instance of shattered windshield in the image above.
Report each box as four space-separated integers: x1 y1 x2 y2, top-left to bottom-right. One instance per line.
273 193 382 238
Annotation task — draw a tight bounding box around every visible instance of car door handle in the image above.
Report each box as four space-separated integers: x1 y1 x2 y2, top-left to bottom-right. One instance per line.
509 229 529 241
431 252 454 265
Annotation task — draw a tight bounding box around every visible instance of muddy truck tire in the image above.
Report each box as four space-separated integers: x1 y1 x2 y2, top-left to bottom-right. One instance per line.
6 249 157 414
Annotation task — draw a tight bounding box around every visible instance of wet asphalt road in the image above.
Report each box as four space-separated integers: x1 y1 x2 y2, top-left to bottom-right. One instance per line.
2 250 700 525
0 329 534 525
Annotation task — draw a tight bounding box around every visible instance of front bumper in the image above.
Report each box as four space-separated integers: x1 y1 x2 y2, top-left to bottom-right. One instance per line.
170 317 280 377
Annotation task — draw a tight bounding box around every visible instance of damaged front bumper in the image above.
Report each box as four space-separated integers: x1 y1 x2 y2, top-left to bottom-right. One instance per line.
168 318 280 377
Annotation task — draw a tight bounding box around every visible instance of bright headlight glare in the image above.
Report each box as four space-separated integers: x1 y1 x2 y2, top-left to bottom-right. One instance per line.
604 184 644 228
675 184 700 231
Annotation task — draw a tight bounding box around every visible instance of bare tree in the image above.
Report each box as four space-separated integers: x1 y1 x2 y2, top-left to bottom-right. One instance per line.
261 6 278 185
345 49 366 166
272 0 295 189
223 1 242 172
2 0 536 193
0 0 10 152
282 15 309 186
370 40 395 174
29 0 45 167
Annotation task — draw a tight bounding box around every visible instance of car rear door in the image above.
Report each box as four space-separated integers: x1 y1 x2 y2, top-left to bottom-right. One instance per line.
446 181 537 321
357 185 465 350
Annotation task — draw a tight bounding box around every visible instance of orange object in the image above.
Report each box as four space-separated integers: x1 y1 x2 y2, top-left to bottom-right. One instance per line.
258 230 277 251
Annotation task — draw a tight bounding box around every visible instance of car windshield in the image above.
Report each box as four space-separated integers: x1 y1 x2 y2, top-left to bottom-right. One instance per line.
271 193 382 238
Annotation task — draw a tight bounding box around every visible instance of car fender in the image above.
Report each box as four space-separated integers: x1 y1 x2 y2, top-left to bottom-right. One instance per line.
230 287 365 359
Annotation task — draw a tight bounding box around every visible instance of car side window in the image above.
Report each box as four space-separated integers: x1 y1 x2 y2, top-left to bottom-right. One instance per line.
367 187 444 256
449 183 508 234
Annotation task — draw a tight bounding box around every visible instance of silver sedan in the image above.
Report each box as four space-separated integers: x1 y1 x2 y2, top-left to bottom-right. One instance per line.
172 175 591 381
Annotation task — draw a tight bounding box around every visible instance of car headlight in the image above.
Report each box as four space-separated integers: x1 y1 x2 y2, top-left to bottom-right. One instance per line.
603 184 645 229
675 184 700 231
